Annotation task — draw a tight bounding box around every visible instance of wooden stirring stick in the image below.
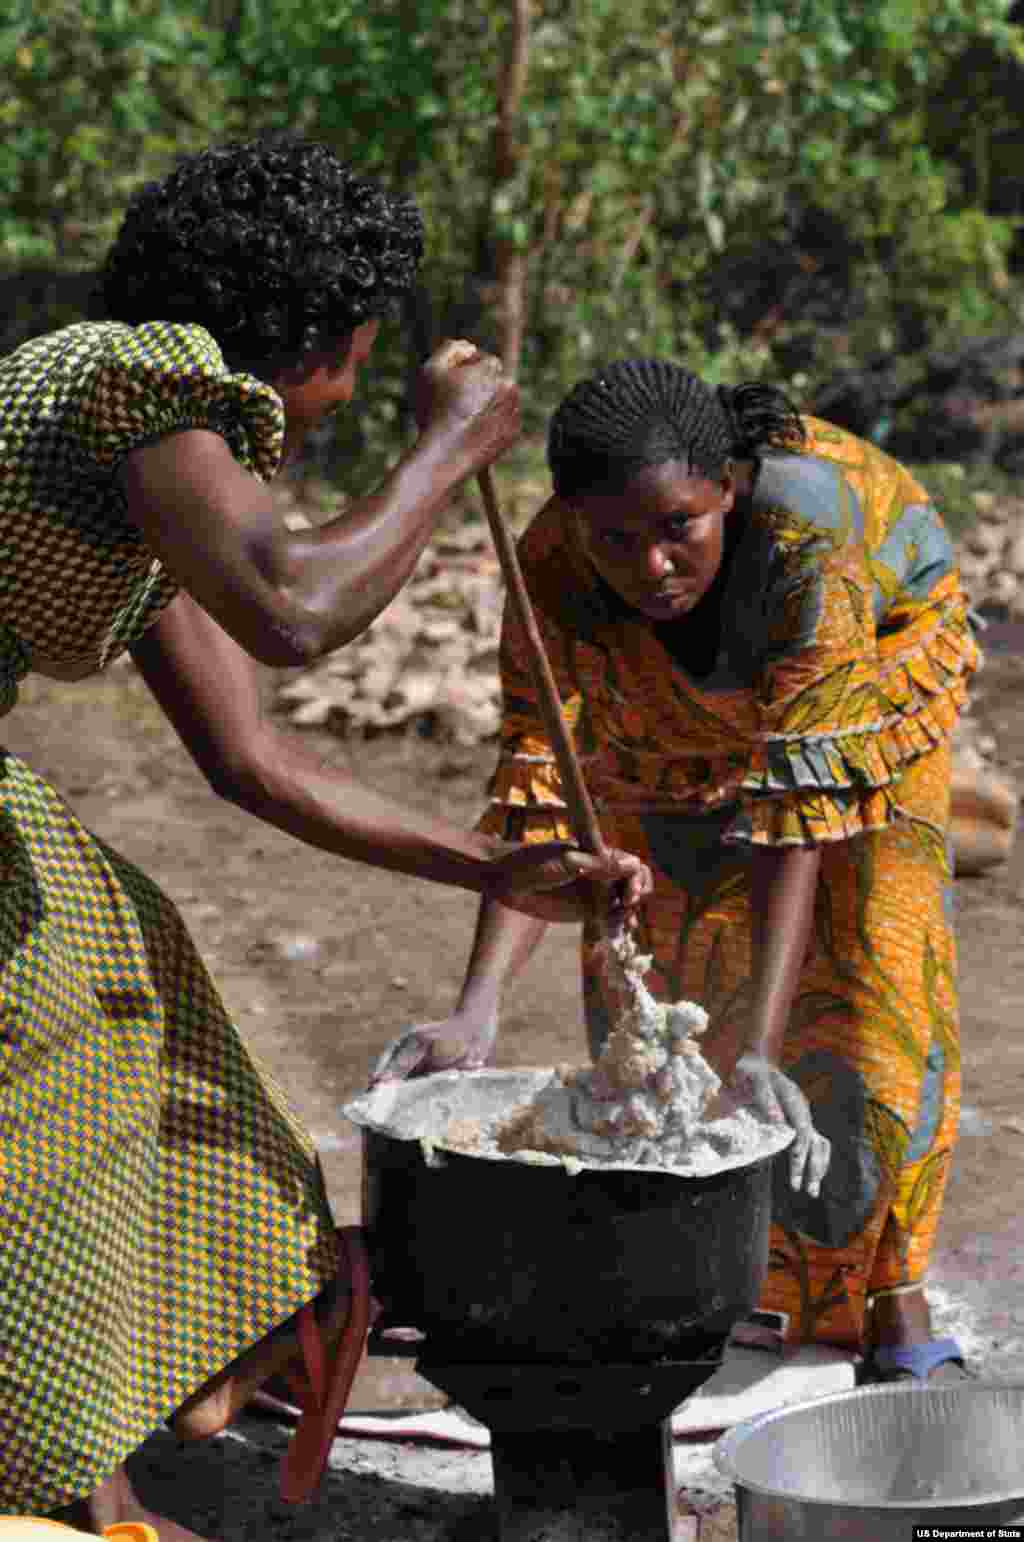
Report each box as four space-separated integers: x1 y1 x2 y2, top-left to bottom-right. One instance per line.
477 467 609 867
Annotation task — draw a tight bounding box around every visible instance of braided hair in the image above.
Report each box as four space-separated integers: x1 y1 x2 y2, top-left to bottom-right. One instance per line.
548 358 806 499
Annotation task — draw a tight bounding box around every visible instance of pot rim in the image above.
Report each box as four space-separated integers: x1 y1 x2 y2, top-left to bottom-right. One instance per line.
345 1066 794 1179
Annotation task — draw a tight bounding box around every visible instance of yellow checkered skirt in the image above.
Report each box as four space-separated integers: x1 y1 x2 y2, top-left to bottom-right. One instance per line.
0 750 337 1513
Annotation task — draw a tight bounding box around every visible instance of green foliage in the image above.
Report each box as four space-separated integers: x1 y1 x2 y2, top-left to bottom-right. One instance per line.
397 0 1024 420
0 0 223 265
0 0 454 268
209 0 450 176
897 208 1018 333
2 0 1023 472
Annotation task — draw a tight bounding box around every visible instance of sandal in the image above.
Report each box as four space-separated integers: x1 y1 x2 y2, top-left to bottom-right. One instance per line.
859 1337 971 1385
278 1225 375 1504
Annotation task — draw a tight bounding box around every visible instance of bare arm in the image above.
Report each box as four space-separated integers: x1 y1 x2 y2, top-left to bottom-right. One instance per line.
369 895 547 1084
128 592 650 920
745 842 822 1063
727 841 830 1195
456 896 547 1019
118 343 519 667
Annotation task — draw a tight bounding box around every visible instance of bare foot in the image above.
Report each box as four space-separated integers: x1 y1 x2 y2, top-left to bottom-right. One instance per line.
866 1285 932 1348
172 1277 352 1440
58 1465 217 1540
115 1468 215 1541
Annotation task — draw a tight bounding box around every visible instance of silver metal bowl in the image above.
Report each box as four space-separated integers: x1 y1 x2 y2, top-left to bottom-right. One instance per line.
714 1382 1024 1539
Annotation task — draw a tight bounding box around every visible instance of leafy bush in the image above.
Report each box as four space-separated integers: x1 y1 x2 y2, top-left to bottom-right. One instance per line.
3 0 1024 477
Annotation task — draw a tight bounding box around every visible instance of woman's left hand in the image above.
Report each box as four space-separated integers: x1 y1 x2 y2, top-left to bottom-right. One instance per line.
725 1053 831 1197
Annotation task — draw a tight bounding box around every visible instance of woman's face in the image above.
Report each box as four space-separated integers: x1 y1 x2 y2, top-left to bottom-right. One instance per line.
274 318 380 459
571 459 735 621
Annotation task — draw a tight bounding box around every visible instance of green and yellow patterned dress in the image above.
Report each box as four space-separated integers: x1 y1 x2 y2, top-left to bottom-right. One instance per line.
0 322 337 1513
478 419 980 1350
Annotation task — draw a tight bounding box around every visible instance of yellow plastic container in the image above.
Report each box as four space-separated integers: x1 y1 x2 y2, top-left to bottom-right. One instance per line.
0 1522 157 1540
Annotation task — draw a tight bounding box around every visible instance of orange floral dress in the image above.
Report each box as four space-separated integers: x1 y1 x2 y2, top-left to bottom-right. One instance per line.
477 418 980 1349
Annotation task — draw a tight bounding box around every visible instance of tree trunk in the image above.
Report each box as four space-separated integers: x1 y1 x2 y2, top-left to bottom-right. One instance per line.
491 0 531 377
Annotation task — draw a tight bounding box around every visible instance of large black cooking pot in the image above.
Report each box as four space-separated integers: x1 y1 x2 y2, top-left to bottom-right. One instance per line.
348 1070 792 1365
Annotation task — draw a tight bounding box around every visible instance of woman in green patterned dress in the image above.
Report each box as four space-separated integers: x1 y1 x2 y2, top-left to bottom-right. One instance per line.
0 137 649 1536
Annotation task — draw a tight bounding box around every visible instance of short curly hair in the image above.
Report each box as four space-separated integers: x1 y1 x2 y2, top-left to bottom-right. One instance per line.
94 133 424 367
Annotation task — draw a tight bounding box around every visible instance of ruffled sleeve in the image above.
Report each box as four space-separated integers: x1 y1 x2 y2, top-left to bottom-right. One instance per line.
476 501 587 847
73 320 285 482
725 532 979 848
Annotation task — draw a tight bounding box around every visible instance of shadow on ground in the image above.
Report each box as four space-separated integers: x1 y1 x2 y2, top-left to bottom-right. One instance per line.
132 1415 493 1542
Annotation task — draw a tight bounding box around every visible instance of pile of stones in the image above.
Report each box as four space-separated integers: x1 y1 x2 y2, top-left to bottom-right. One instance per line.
273 494 505 745
956 492 1024 617
950 715 1018 876
949 495 1022 874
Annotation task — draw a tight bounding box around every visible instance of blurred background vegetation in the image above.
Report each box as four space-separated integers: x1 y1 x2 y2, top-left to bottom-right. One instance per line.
4 0 1024 529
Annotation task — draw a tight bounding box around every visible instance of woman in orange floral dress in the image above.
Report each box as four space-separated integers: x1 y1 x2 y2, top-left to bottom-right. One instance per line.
374 358 981 1380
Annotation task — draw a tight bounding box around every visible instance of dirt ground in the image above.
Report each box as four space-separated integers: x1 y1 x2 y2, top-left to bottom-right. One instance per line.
5 643 1024 1539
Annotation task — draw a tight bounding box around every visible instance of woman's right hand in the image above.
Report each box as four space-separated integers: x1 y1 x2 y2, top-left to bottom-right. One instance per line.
414 338 520 468
368 1004 499 1087
484 839 652 925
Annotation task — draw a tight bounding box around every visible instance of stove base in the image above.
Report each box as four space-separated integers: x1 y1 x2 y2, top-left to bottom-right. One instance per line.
415 1356 720 1542
490 1420 684 1542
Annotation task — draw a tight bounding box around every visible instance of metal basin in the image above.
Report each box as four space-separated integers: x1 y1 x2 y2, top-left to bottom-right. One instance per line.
715 1383 1024 1539
345 1069 792 1364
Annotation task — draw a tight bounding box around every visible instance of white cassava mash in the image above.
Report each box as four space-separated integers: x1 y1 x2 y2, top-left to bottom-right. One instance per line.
489 931 789 1174
346 933 793 1176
